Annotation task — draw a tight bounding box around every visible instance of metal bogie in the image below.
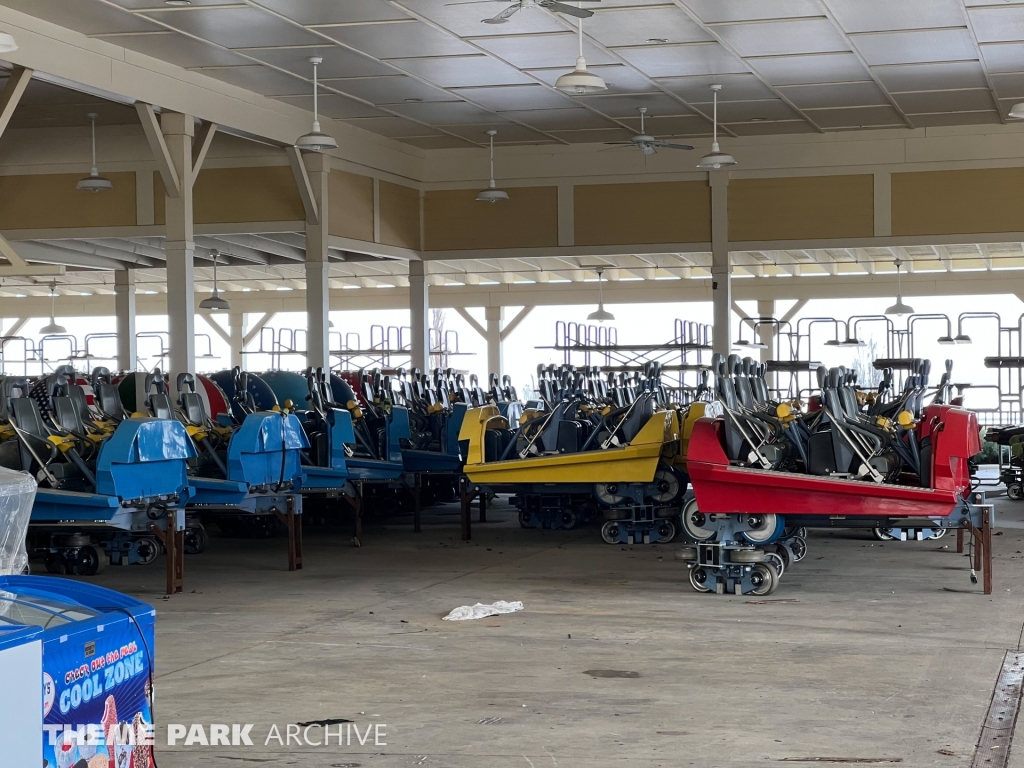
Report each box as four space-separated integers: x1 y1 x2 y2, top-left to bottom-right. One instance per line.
685 542 782 596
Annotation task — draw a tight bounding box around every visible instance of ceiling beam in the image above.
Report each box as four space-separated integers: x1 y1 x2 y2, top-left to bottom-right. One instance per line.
0 66 33 140
285 146 320 226
135 102 181 199
191 120 218 180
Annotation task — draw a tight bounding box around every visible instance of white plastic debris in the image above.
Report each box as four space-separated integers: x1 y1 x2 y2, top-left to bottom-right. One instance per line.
0 468 36 576
442 600 524 621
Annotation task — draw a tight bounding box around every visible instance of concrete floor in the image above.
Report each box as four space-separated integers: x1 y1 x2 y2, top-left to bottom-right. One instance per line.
69 495 1024 768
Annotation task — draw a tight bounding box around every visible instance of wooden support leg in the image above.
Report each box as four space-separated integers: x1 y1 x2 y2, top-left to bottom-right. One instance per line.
984 507 993 596
479 490 487 523
353 486 363 544
274 497 302 571
154 514 184 596
460 479 473 541
974 526 983 572
957 527 964 554
413 474 422 534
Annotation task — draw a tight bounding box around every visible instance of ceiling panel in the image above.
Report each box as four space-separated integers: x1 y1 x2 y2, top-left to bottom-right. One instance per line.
892 88 996 114
807 104 905 128
586 7 713 48
726 120 817 136
527 65 660 94
499 108 618 131
93 32 249 68
388 100 507 124
779 81 889 108
911 110 1001 127
992 72 1024 98
577 92 691 119
615 43 749 78
396 0 568 36
318 21 476 59
619 114 709 136
969 7 1024 44
138 6 325 48
240 46 396 79
873 61 988 92
402 135 476 149
451 85 572 112
982 43 1024 74
753 52 870 85
342 116 441 138
325 76 457 105
199 65 313 97
274 93 391 119
107 0 228 8
440 123 554 143
1 0 163 34
250 0 412 25
472 33 619 69
548 127 637 143
397 55 535 87
658 73 777 102
681 0 824 23
715 19 850 57
712 99 801 122
826 0 967 33
852 29 978 66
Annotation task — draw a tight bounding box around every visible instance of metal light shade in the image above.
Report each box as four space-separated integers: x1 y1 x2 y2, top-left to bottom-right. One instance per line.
837 337 864 347
555 59 608 95
936 335 956 345
884 299 914 317
40 318 66 335
296 56 337 152
78 114 112 192
697 142 736 169
77 172 113 192
1010 102 1024 119
954 333 972 344
199 291 230 311
476 185 509 203
587 304 615 322
295 130 337 152
478 130 509 203
0 32 18 53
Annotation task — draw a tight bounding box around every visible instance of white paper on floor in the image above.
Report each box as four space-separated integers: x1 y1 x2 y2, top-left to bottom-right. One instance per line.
442 600 524 621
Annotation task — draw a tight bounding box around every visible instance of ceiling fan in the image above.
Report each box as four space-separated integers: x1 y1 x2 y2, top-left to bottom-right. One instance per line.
444 0 601 25
604 108 694 155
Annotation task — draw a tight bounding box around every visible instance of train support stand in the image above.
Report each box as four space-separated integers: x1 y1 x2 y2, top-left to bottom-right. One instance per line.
153 509 185 596
460 478 482 541
273 496 303 571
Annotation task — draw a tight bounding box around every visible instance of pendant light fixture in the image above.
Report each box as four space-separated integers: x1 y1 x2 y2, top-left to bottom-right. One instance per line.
476 130 509 203
39 282 66 335
199 251 230 311
77 113 113 192
554 3 607 95
1010 102 1024 119
696 85 736 170
295 56 338 153
884 258 914 317
587 268 615 323
0 30 17 53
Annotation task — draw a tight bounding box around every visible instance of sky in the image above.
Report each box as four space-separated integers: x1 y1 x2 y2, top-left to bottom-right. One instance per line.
4 291 1022 416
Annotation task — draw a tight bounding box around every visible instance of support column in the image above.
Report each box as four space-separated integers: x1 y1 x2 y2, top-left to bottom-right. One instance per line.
756 298 777 389
485 306 504 380
304 152 331 370
710 170 731 358
114 269 137 372
409 261 430 372
229 312 245 369
161 112 195 392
